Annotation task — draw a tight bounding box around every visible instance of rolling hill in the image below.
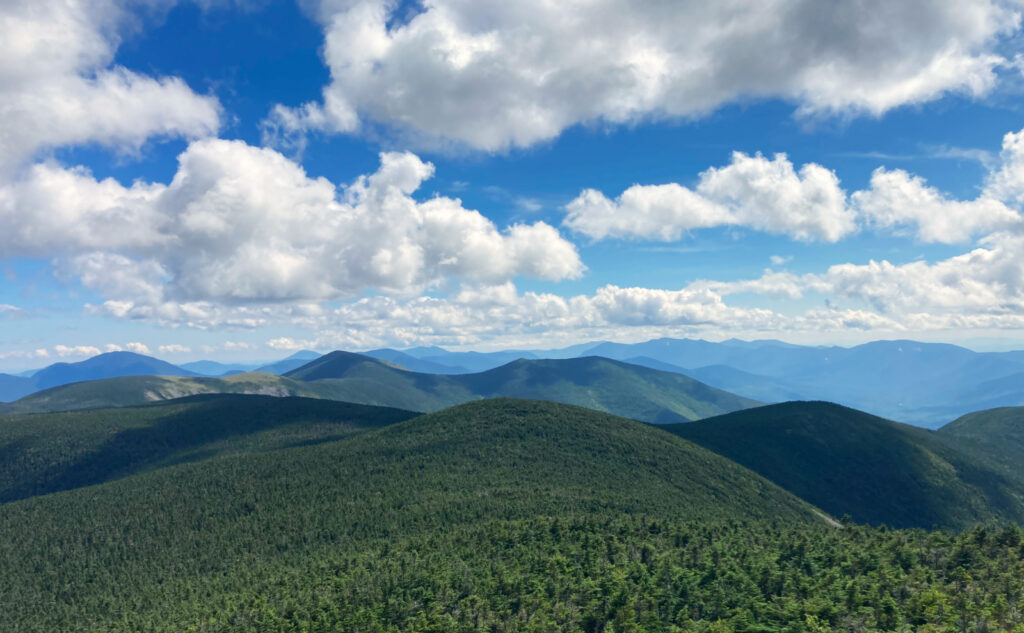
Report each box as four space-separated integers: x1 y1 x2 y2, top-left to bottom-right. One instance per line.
0 394 417 503
665 401 1024 529
0 398 827 631
4 353 759 422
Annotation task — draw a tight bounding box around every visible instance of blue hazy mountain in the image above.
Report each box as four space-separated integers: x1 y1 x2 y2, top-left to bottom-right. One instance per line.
254 350 323 375
363 348 470 374
406 337 1024 426
179 360 262 376
31 352 199 391
0 373 35 402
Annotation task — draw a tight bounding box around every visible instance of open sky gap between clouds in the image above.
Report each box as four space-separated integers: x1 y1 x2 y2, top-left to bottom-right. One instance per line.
3 0 1024 356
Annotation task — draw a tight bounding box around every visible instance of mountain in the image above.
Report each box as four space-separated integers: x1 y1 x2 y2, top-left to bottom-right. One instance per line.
364 347 470 373
565 337 1024 426
179 360 261 376
0 373 34 402
624 356 809 403
31 351 198 390
410 349 540 372
453 356 758 423
4 353 759 423
253 349 322 375
0 398 823 630
0 394 417 503
281 352 758 423
0 372 325 414
939 406 1024 477
2 398 1022 632
666 401 1024 529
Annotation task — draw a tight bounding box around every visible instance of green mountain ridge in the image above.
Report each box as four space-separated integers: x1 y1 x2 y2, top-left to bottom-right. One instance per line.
0 394 418 503
2 353 759 423
666 401 1024 529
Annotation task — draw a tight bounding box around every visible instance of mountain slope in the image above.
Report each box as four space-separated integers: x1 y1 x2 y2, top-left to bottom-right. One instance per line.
572 337 1024 426
665 401 1024 529
459 357 758 422
31 351 198 390
0 399 822 630
939 406 1024 477
254 350 322 375
0 394 417 503
0 372 332 413
0 373 34 402
2 353 758 423
281 352 759 422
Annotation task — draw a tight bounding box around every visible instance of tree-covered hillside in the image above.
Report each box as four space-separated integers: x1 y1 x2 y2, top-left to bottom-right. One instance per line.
666 401 1024 529
0 394 417 502
940 406 1024 478
1 398 1023 631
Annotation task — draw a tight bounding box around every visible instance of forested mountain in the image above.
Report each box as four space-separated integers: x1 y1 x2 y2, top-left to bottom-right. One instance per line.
0 394 416 503
3 397 1023 632
667 401 1024 529
939 406 1024 478
1 398 828 631
3 354 758 423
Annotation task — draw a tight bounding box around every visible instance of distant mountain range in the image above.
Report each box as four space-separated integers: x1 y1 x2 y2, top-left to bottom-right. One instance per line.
4 337 1024 425
375 338 1024 426
0 350 323 403
2 353 758 423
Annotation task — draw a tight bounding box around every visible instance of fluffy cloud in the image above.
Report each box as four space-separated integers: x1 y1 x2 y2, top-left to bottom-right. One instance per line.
565 152 854 242
54 344 102 358
984 127 1024 204
269 0 1019 151
853 168 1020 242
565 137 1024 244
0 0 220 172
158 344 191 354
0 139 583 317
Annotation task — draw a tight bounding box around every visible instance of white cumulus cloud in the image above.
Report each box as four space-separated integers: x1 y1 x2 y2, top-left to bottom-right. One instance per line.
268 0 1020 151
564 152 855 242
0 0 221 173
0 140 583 322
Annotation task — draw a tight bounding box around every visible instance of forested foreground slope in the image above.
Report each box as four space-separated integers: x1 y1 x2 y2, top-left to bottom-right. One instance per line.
1 398 1023 632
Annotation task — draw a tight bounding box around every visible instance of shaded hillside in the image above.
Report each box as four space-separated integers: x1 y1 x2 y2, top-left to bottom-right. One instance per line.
940 406 1024 477
0 399 829 631
665 401 1024 529
0 395 416 503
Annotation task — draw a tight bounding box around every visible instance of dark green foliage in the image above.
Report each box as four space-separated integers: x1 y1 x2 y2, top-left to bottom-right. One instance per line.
940 406 1024 477
667 401 1024 529
5 354 759 423
1 398 1023 631
0 394 416 502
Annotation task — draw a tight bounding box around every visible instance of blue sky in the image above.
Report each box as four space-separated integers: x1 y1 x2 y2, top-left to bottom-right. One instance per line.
2 0 1024 369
